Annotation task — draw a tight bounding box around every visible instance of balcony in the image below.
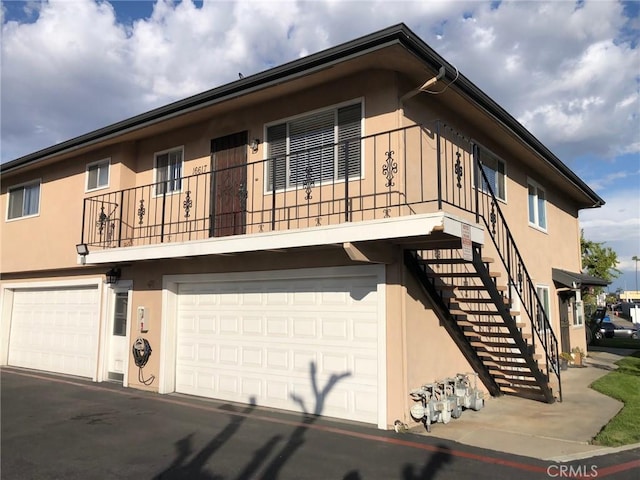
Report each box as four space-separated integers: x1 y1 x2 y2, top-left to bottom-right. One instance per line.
81 122 492 258
80 121 561 400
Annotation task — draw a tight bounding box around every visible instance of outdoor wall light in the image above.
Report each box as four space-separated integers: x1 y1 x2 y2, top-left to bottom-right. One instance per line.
105 267 121 285
250 138 260 153
76 243 89 256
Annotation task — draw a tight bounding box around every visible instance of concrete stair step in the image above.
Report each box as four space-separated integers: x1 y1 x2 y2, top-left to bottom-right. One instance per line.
478 350 542 360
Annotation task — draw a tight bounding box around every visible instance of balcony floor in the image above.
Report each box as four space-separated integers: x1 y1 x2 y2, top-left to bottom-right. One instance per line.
81 212 484 265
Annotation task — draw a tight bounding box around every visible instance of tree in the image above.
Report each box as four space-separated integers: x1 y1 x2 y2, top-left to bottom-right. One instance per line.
580 231 621 304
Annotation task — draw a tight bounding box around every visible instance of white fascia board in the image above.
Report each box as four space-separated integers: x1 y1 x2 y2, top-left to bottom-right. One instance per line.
83 212 484 265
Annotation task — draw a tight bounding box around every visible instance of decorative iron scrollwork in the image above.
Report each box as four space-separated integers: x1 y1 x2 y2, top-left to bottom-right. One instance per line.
455 152 463 188
517 267 523 292
490 200 497 235
97 205 107 235
183 191 192 218
303 166 314 200
238 183 248 211
382 150 397 187
138 199 146 225
383 208 391 218
315 217 321 226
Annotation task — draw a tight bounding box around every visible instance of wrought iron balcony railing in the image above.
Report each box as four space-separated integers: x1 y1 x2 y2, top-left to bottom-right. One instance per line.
81 121 559 396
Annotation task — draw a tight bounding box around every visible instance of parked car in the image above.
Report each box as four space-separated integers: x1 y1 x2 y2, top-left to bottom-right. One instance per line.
595 322 639 340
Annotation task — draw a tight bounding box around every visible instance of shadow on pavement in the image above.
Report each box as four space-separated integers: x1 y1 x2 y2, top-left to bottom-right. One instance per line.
153 361 354 479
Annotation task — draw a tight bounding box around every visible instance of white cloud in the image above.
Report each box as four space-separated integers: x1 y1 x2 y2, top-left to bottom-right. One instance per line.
1 0 638 170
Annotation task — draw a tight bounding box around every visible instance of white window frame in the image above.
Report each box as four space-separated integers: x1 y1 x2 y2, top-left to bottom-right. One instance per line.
154 146 184 197
6 179 41 221
573 300 584 327
528 178 547 231
263 99 364 193
536 284 552 332
476 151 507 202
85 158 111 192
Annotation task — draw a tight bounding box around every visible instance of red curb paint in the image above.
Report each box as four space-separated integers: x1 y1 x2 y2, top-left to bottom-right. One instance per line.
4 368 638 477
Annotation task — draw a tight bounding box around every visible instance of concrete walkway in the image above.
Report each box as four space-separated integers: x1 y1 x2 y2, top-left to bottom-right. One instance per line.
410 349 640 461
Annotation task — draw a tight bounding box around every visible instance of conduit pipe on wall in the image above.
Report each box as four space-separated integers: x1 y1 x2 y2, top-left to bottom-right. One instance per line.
398 65 447 129
399 66 447 103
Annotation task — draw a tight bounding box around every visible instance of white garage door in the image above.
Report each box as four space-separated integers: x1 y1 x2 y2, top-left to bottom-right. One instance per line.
8 286 100 378
175 269 381 424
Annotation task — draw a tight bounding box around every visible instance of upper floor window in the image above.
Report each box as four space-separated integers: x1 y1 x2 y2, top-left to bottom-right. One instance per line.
477 151 506 201
266 102 362 191
7 180 40 220
155 147 183 195
86 158 110 191
528 179 547 230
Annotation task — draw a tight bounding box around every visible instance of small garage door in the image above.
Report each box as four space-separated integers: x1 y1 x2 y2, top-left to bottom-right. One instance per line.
175 270 381 424
8 286 100 378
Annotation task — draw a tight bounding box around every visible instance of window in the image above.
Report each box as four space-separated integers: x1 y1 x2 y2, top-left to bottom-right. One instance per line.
113 292 128 336
476 151 506 201
536 284 551 331
266 103 361 190
574 300 584 326
155 148 183 195
86 159 110 191
7 181 40 220
528 179 547 230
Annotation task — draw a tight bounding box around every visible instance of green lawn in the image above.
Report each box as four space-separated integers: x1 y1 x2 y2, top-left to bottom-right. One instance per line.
590 351 640 446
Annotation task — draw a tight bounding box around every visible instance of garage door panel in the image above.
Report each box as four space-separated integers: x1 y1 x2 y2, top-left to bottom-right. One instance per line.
175 272 380 424
8 287 100 379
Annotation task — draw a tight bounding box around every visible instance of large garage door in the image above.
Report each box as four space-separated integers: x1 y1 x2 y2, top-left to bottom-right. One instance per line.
175 270 381 424
8 286 100 378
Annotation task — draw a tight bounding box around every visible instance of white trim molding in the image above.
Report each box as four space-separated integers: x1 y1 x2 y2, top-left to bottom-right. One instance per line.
84 212 485 265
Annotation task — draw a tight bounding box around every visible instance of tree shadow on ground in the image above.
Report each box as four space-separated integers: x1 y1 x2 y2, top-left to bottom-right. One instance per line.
256 361 351 479
154 398 260 479
154 362 352 480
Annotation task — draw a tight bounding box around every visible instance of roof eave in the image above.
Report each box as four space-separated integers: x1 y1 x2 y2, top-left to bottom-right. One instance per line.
0 23 606 209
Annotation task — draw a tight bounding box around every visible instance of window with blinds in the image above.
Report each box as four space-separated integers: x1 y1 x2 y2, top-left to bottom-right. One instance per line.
7 181 40 220
476 151 506 201
266 103 362 191
155 148 183 195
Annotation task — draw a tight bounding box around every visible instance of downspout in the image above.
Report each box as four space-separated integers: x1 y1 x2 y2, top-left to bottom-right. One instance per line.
398 66 446 128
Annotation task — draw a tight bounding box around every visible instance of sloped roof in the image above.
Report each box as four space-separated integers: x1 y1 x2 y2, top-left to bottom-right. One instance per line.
0 23 604 208
552 268 610 289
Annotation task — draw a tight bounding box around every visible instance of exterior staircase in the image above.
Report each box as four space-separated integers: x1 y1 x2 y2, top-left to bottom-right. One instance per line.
404 246 557 403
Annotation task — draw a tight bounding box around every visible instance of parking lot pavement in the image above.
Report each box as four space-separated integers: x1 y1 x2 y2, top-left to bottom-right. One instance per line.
2 367 639 480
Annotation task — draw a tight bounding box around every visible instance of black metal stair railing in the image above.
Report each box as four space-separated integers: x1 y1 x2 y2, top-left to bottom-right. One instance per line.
77 120 561 401
435 122 561 401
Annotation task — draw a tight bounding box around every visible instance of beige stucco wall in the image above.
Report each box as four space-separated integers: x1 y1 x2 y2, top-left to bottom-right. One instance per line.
1 69 400 273
1 61 592 421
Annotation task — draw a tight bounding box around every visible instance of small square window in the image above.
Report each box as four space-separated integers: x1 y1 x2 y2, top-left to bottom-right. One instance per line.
7 181 40 220
86 159 110 191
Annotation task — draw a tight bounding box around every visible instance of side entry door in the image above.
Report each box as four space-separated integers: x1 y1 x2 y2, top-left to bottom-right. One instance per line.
107 290 130 383
210 131 248 237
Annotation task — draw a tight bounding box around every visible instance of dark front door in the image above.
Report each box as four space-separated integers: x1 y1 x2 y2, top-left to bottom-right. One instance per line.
210 131 248 237
558 292 572 353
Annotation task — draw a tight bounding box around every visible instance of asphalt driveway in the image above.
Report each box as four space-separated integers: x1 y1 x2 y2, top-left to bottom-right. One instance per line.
1 368 638 480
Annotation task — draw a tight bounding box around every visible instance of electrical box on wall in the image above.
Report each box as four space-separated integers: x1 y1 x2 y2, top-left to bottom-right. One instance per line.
137 306 148 333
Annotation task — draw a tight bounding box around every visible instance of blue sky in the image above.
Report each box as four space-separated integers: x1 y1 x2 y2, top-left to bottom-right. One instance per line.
1 0 639 291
